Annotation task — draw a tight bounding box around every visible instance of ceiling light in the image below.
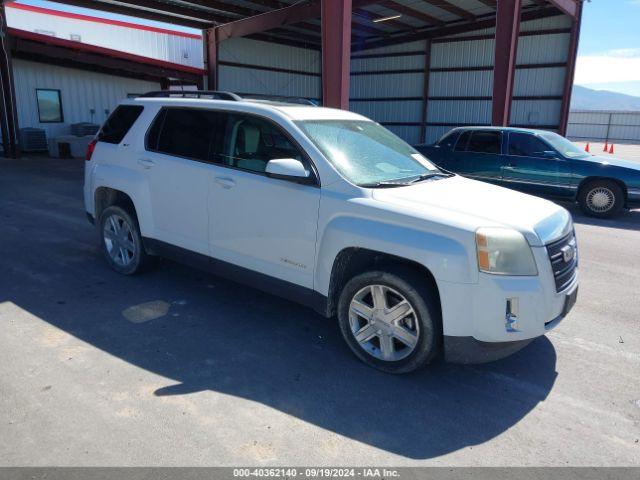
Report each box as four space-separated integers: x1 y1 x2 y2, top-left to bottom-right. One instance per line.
372 14 402 23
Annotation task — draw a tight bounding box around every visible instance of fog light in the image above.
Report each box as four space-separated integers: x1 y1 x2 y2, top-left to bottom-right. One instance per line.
505 298 520 332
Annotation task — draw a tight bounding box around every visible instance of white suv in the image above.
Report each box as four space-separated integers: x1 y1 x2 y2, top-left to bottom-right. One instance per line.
84 92 578 373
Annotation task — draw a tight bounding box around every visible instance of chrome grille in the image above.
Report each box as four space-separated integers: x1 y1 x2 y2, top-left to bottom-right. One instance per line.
546 231 578 293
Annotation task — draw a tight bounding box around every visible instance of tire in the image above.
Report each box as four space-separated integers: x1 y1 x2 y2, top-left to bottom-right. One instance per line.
337 268 441 374
578 179 624 218
99 205 156 275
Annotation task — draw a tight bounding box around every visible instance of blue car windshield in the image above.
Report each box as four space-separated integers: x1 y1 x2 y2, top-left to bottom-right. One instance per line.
296 120 441 186
540 132 590 159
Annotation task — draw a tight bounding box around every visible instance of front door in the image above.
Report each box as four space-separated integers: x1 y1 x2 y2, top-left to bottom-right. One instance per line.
502 132 574 199
208 112 320 289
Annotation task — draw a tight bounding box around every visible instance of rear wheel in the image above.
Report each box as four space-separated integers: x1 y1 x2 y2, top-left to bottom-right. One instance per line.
99 205 155 275
337 269 440 374
578 179 624 218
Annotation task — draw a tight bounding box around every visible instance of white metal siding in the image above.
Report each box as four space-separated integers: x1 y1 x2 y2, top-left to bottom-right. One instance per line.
13 59 159 138
6 5 203 69
567 111 640 142
218 38 321 99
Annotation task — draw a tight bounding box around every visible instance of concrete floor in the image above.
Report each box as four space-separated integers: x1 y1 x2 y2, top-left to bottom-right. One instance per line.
1 156 639 466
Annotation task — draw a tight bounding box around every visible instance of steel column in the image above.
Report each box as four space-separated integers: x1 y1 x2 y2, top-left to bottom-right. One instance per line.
321 0 352 109
206 28 218 90
0 1 20 158
419 40 432 144
558 0 583 136
491 0 522 127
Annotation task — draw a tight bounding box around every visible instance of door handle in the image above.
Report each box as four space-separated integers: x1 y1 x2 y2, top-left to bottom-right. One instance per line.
214 176 236 189
137 158 155 169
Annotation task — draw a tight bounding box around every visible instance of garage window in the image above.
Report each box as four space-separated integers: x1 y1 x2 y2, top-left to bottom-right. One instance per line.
36 89 63 123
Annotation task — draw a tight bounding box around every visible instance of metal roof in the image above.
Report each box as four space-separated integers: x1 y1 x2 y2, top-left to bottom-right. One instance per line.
42 0 567 49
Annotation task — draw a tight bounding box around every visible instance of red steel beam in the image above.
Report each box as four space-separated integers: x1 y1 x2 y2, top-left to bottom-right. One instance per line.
419 39 432 144
492 0 522 126
322 0 351 109
206 28 218 90
558 0 583 135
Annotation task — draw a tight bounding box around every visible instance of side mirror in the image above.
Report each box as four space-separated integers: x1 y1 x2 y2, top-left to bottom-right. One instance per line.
542 150 560 159
265 158 314 184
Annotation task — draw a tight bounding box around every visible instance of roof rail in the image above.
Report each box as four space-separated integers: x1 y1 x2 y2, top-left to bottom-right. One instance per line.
139 90 242 101
239 93 318 106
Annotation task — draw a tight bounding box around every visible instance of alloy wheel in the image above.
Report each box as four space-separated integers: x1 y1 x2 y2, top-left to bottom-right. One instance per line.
103 214 136 266
348 284 420 361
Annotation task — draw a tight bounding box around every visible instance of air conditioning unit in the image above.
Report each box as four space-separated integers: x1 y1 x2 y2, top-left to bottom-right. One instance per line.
70 122 99 136
19 128 48 152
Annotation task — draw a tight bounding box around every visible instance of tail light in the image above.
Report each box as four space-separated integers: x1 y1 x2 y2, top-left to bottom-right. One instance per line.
86 139 97 161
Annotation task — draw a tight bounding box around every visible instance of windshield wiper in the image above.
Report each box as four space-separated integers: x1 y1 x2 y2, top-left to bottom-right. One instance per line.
360 172 452 188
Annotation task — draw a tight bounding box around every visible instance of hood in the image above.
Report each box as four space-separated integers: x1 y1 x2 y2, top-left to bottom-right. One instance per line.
581 154 640 171
371 175 572 247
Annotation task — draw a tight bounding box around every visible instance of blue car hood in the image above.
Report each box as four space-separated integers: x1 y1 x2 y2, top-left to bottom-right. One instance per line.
580 154 640 171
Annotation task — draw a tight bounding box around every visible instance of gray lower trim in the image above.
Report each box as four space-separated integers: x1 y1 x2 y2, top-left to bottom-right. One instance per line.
465 173 578 190
443 335 534 364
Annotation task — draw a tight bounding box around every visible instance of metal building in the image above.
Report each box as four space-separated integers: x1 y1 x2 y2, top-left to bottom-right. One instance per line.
0 0 583 157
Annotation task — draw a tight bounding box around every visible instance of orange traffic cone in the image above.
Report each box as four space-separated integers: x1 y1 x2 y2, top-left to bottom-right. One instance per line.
609 144 614 154
585 143 590 153
603 141 608 152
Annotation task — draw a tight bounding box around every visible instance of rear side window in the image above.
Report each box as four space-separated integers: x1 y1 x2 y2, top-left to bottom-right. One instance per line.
146 108 225 161
467 131 502 154
509 132 549 157
437 130 458 148
98 105 143 144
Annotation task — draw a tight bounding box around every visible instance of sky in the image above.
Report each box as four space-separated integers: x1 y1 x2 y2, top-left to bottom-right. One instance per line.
574 0 640 96
13 0 640 97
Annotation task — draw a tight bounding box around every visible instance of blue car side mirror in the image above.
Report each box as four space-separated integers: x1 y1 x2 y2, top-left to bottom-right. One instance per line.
542 150 559 159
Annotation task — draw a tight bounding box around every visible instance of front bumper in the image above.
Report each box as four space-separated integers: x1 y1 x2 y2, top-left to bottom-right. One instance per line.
438 245 579 364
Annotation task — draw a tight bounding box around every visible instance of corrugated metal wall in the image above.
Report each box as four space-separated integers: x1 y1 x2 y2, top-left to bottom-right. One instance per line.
567 111 640 143
6 3 203 69
351 12 573 145
13 59 159 138
217 38 321 99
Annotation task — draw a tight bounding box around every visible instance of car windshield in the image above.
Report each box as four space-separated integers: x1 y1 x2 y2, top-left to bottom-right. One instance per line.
540 132 590 159
296 120 442 186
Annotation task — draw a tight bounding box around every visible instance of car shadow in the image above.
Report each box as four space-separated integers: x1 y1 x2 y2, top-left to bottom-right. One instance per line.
4 255 557 460
557 201 640 231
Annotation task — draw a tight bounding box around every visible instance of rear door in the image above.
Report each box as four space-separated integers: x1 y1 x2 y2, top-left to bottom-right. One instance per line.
139 107 224 255
455 130 506 185
503 132 574 198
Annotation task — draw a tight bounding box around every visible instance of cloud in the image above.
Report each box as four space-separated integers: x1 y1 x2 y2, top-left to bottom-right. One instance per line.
575 51 640 85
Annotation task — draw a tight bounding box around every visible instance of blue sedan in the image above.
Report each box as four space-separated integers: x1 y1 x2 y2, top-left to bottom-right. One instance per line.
415 127 640 218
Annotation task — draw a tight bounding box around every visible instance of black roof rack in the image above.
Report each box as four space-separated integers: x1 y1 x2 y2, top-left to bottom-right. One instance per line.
239 94 318 106
139 90 242 101
139 90 318 106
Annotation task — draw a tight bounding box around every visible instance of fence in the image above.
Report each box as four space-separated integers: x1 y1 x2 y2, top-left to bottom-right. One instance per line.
567 110 640 144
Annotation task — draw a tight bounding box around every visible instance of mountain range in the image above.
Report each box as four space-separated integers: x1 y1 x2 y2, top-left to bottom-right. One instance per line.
571 85 640 111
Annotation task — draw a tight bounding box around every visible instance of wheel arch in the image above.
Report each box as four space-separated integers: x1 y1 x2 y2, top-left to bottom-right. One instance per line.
326 247 442 321
94 187 137 220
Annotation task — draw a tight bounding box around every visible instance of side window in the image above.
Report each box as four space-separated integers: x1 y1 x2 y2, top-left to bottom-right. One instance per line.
218 114 304 174
98 105 143 144
509 132 549 157
438 130 458 148
467 131 502 154
454 130 471 151
147 108 224 161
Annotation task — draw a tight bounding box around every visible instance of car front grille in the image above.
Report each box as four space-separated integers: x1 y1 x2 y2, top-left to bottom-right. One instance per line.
546 231 578 293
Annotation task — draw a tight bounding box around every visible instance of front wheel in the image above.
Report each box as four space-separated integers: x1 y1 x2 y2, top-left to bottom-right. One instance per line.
578 180 624 218
337 269 440 374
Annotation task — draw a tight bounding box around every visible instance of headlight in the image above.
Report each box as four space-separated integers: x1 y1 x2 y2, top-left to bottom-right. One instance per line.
476 227 538 276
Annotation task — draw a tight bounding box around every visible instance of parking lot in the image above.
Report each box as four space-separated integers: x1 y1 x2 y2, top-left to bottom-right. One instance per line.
1 156 639 466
